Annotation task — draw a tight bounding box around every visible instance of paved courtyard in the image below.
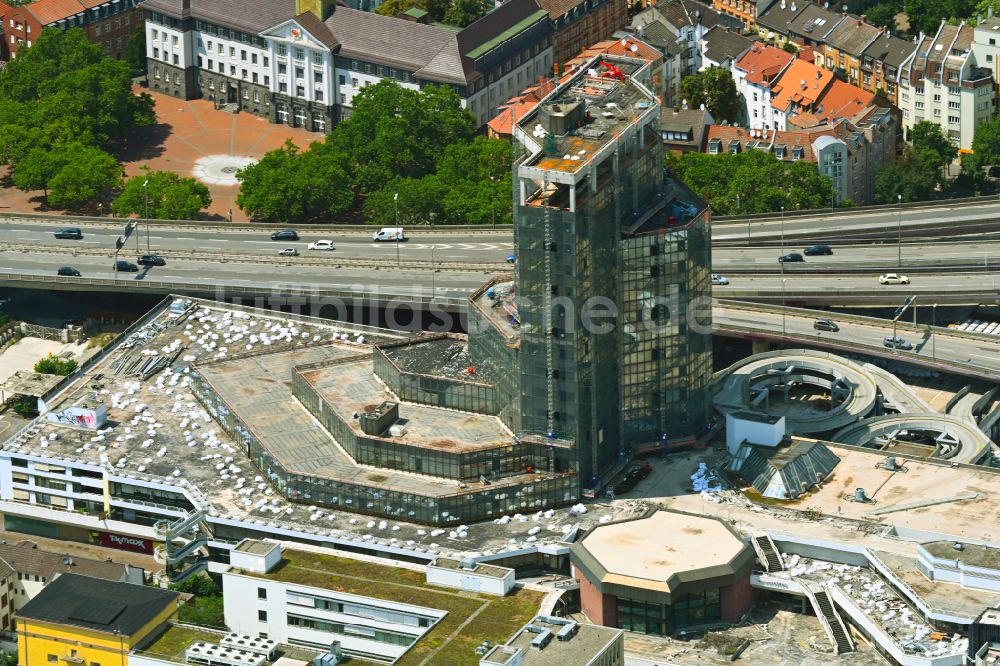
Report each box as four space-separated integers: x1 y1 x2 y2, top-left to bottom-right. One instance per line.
0 88 322 222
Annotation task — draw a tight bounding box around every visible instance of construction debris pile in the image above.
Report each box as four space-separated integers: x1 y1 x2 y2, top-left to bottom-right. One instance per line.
789 556 969 659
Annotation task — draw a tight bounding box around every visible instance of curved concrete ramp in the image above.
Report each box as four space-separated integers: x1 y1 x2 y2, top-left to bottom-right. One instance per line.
713 349 879 435
832 413 993 465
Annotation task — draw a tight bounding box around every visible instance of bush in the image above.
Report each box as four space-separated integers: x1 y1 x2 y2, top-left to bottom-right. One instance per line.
34 354 77 376
170 575 224 628
10 397 37 418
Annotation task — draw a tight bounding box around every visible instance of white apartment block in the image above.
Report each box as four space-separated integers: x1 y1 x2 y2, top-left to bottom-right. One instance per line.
899 21 997 152
143 0 554 132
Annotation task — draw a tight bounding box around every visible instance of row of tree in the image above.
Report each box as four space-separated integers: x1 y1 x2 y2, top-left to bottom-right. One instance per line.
375 0 490 27
666 150 837 215
0 29 210 217
236 81 512 225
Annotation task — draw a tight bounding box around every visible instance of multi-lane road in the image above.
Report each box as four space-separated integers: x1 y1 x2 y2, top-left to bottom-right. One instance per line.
4 218 1000 270
715 302 1000 380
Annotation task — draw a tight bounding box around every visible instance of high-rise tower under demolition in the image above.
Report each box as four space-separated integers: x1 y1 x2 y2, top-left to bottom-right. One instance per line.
470 54 714 493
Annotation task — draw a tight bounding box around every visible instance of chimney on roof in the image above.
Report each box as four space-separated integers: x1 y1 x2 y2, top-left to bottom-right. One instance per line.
296 0 335 20
816 69 822 78
801 79 807 89
861 14 867 22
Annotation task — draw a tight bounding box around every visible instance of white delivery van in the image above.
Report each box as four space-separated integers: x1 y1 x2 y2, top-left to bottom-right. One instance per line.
373 227 405 242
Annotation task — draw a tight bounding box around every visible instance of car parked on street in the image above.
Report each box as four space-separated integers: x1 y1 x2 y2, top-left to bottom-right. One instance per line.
277 247 299 256
307 240 334 251
879 273 910 285
883 335 913 350
54 227 83 239
138 255 166 267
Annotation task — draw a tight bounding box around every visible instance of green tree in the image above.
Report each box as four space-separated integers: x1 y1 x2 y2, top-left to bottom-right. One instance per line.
12 146 69 197
667 150 835 214
329 80 475 194
781 41 798 53
679 67 741 124
0 28 155 159
874 147 939 203
438 136 512 224
114 168 212 220
236 140 354 223
443 0 489 26
965 113 1000 180
375 0 424 15
910 120 957 175
123 25 147 77
904 0 974 35
47 145 122 210
34 354 78 376
364 176 448 226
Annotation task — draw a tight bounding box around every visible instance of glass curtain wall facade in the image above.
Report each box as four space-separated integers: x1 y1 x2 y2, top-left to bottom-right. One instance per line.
189 358 576 524
372 346 497 415
509 61 713 489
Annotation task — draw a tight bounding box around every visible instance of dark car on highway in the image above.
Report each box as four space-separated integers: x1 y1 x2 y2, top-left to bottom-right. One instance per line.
270 229 299 241
114 260 139 272
57 266 81 277
138 255 166 267
804 244 833 256
54 227 83 239
779 252 804 263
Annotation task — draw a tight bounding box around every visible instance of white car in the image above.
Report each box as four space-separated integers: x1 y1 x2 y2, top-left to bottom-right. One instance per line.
711 274 730 286
308 240 335 251
879 273 910 285
277 247 299 257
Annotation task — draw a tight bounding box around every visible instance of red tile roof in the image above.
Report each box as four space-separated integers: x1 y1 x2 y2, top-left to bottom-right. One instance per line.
22 0 88 25
734 42 795 88
770 59 834 113
815 79 875 123
797 44 815 63
703 123 839 162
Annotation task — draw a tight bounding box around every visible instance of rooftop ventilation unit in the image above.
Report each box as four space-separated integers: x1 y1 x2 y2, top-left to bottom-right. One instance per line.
876 456 908 473
359 401 399 436
846 487 875 504
530 629 553 649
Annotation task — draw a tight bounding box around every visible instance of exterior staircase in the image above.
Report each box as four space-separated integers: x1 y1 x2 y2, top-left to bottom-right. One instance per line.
809 586 855 654
752 534 785 572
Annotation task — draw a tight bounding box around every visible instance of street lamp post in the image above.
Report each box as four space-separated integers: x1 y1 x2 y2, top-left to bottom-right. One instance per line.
430 243 436 293
781 277 787 337
490 176 496 229
780 205 785 256
143 179 150 254
932 303 938 360
394 192 400 267
897 193 902 268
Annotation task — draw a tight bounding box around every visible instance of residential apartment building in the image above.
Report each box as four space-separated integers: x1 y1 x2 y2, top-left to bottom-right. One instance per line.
142 0 553 131
16 574 181 666
736 43 876 131
700 25 753 69
538 0 627 68
973 16 1000 100
899 21 996 152
631 0 725 81
0 0 141 61
712 0 759 31
732 42 794 130
755 0 842 50
859 31 914 105
0 540 143 632
661 106 713 153
704 106 895 204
